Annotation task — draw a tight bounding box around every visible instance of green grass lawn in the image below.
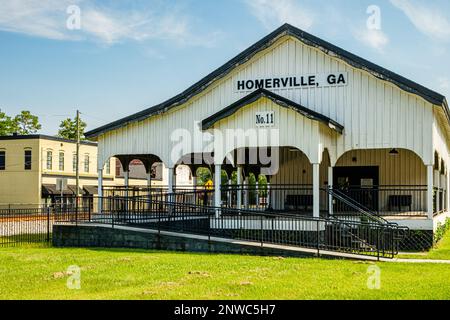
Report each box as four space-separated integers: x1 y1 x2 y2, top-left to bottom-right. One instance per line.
0 244 449 300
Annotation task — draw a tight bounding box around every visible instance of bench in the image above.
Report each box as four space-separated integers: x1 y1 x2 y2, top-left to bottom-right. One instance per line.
284 194 313 211
388 195 412 212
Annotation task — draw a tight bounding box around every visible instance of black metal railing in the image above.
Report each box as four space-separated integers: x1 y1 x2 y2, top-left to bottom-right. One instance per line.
0 201 92 247
329 185 428 217
57 195 406 259
102 185 201 198
434 187 447 215
221 184 314 213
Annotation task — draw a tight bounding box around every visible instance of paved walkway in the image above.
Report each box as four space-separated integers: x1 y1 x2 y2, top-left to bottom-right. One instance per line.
391 258 450 264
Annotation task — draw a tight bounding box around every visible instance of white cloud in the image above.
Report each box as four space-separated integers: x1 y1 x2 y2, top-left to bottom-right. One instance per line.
245 0 314 30
354 28 389 52
0 0 217 46
390 0 450 41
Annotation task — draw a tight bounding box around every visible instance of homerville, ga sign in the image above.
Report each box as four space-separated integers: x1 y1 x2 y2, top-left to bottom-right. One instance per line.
236 72 348 92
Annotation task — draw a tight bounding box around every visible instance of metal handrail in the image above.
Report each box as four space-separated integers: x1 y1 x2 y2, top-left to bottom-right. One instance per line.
84 195 404 258
329 188 402 227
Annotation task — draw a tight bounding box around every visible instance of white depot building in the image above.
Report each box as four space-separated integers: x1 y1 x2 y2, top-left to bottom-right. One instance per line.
86 24 450 244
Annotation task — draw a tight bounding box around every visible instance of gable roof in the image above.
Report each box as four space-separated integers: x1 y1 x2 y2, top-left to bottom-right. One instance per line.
201 88 344 134
85 23 448 138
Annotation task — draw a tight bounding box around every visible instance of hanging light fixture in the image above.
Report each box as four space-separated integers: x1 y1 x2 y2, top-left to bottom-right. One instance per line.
389 148 399 156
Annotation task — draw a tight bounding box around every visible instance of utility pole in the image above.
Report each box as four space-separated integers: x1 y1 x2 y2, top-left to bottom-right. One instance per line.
76 110 80 200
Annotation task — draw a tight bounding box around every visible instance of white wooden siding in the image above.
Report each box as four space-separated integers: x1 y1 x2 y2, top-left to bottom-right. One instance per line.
97 35 442 169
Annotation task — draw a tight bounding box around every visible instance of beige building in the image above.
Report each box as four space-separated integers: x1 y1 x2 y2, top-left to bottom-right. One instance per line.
0 134 190 205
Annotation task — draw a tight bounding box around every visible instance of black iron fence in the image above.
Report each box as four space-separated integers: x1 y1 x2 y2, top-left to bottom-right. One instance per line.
330 185 428 217
434 187 447 215
221 184 314 212
0 202 91 247
101 184 443 217
69 195 403 259
102 185 202 198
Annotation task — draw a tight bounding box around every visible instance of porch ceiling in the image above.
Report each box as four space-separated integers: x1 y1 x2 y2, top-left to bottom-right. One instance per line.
200 88 344 134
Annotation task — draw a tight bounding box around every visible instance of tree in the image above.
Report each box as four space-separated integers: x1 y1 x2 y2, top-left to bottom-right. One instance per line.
0 111 16 136
57 117 87 140
13 111 41 135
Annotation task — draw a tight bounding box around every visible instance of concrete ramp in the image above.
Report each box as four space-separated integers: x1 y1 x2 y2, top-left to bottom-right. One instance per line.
53 223 391 261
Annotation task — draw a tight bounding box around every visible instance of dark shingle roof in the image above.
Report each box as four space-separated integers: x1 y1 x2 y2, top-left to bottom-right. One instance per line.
85 23 448 138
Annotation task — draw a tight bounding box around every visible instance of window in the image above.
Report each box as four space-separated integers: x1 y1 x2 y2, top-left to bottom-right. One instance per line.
105 160 111 175
84 154 90 173
0 151 5 170
46 151 52 170
59 152 65 171
24 150 32 170
72 153 77 172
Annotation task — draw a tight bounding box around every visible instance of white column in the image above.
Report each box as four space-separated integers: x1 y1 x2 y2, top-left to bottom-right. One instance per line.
244 176 249 209
193 176 198 192
97 168 103 214
427 165 434 219
146 172 152 188
168 167 175 194
146 171 152 209
237 166 243 209
255 179 260 209
192 175 197 205
436 170 441 212
124 170 129 213
447 172 450 212
313 163 320 218
328 166 333 216
124 170 129 190
214 165 222 217
228 178 232 207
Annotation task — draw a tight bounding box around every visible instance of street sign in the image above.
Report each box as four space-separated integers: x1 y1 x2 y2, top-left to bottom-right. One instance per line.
56 178 68 192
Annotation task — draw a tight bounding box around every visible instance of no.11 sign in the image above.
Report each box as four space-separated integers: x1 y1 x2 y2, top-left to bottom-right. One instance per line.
255 111 275 127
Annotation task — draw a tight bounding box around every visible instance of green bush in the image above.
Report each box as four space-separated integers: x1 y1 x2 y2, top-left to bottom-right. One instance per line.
434 218 450 246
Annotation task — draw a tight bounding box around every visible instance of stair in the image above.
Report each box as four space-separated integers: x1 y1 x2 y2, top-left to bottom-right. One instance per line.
323 187 409 257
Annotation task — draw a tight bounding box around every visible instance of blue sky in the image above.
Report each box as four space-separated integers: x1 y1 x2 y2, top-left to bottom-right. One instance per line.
0 0 449 134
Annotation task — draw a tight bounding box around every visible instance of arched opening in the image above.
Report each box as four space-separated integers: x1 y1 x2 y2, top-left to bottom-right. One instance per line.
220 146 318 215
334 148 428 217
101 154 165 197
